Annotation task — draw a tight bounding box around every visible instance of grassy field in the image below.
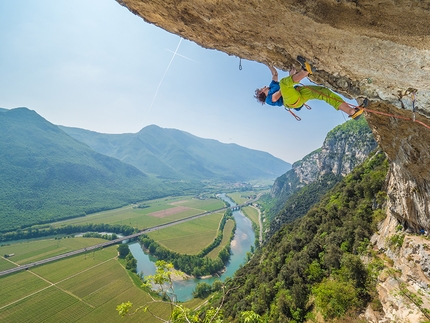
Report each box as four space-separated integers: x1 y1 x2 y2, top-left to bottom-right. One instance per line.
146 212 224 254
0 195 226 322
0 237 108 265
242 206 260 228
227 191 258 205
51 196 225 231
206 219 235 259
0 244 195 323
0 257 16 271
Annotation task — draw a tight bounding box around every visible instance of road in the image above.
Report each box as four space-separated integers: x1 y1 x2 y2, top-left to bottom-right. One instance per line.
0 197 258 277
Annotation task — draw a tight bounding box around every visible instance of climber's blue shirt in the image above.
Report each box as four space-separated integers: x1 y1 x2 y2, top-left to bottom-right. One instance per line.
265 80 284 106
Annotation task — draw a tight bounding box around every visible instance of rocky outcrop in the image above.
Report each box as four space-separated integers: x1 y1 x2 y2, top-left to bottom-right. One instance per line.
370 214 430 322
271 118 377 199
266 119 377 240
116 0 430 230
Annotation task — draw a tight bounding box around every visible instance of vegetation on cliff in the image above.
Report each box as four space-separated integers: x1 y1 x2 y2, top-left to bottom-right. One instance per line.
219 150 388 322
265 172 343 240
264 118 376 239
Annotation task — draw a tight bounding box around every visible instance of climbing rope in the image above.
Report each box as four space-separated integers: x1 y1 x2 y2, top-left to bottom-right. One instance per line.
238 58 242 70
289 83 430 130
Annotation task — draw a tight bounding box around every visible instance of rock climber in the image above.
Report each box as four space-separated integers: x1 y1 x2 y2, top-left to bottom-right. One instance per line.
254 56 364 119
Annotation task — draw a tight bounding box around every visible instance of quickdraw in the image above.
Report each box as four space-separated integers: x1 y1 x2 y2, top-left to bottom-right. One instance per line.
285 107 301 121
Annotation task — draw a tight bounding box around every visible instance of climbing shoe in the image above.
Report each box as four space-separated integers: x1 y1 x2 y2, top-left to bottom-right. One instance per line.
349 108 364 120
297 55 316 75
349 98 369 120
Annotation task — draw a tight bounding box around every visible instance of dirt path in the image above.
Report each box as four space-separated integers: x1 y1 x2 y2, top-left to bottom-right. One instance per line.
250 205 263 244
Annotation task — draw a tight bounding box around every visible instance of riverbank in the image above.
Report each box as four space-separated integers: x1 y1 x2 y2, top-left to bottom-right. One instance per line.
138 243 226 282
130 194 256 302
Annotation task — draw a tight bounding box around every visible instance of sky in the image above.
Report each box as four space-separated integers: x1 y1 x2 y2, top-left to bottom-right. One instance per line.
0 0 354 163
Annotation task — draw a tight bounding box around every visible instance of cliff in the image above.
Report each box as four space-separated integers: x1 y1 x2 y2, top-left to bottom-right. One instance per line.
116 0 430 231
266 118 377 238
271 118 377 199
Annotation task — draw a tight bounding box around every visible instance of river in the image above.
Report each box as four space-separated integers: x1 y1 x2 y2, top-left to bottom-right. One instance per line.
128 194 255 302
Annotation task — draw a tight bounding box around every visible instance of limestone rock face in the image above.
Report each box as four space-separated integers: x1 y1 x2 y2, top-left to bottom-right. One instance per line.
371 215 430 322
271 119 377 199
116 0 430 228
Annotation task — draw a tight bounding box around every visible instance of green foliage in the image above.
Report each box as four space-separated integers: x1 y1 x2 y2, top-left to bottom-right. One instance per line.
125 252 137 273
193 282 212 299
82 232 117 240
388 233 405 250
219 151 388 322
117 244 130 259
312 278 360 320
139 210 235 277
118 261 225 322
264 117 376 237
306 260 325 283
325 117 372 141
0 222 136 242
241 311 263 323
266 173 343 238
116 301 133 317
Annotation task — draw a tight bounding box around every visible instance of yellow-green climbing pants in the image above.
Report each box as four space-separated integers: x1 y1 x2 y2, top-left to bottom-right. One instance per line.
279 76 344 110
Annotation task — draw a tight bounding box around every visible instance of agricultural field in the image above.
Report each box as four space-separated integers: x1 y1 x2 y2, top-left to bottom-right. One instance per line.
0 195 227 322
0 237 107 265
242 206 260 229
227 191 260 205
206 219 235 259
146 212 224 254
0 257 16 271
52 196 225 231
0 245 185 323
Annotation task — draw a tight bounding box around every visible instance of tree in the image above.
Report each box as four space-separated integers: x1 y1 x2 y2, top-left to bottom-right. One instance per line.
193 282 212 299
125 253 137 273
241 311 262 323
312 278 359 320
212 280 223 292
117 261 225 322
117 243 130 258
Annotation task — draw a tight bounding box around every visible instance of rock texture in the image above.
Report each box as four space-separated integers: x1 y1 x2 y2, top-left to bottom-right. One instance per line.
266 119 377 239
370 215 430 322
116 0 430 230
271 118 377 199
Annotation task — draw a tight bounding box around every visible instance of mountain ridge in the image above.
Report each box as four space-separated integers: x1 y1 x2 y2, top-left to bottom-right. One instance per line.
0 108 178 231
60 124 291 182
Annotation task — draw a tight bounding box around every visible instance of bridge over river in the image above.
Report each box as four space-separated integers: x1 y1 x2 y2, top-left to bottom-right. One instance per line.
0 198 258 277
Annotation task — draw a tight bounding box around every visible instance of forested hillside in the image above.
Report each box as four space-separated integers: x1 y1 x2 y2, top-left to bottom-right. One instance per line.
265 173 343 240
0 108 188 231
220 151 388 322
264 118 377 239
